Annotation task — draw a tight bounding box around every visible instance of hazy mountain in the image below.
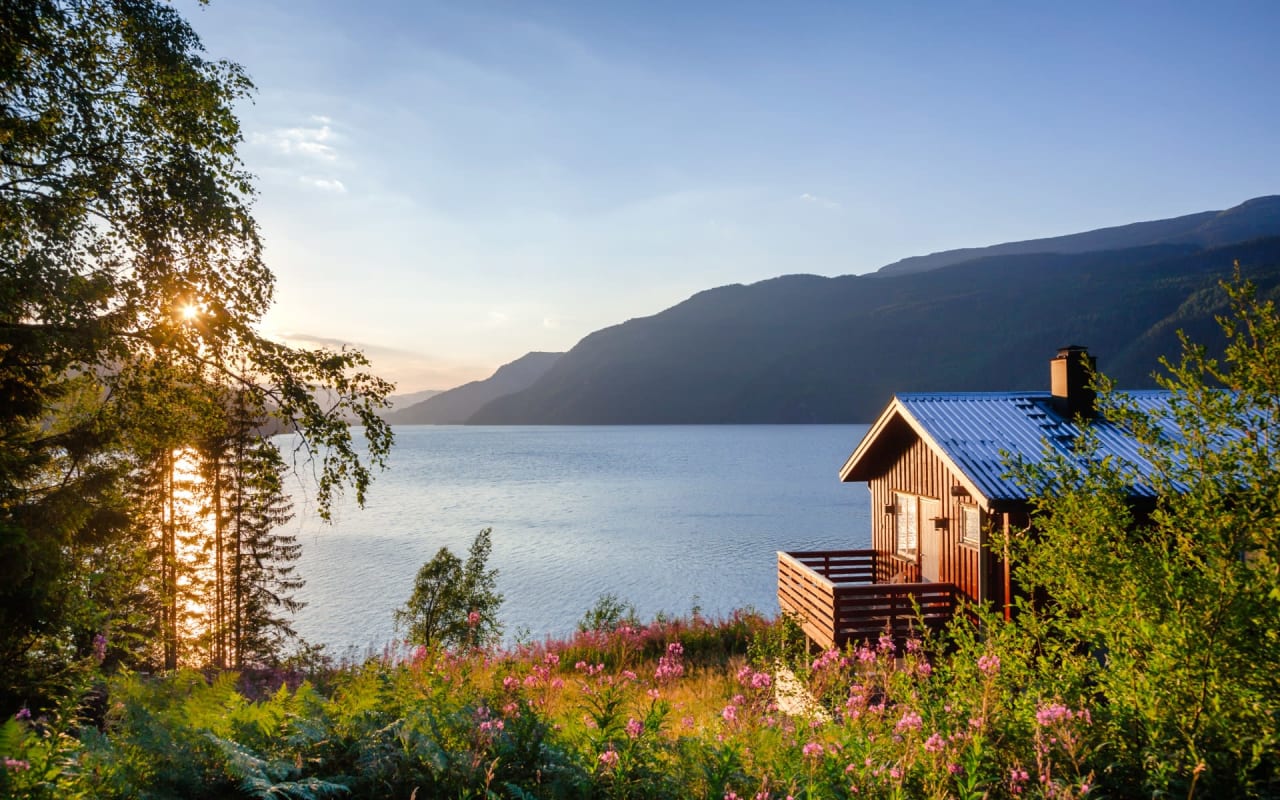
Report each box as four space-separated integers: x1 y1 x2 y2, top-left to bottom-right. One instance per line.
384 388 441 412
387 352 562 425
875 195 1280 277
467 237 1280 424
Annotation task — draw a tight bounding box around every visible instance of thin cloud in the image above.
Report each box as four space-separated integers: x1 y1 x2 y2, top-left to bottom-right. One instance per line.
300 176 347 193
799 192 842 211
271 332 490 392
542 316 560 330
254 118 339 161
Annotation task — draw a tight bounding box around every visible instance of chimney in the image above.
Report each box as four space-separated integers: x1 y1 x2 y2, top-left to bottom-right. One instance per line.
1050 345 1096 420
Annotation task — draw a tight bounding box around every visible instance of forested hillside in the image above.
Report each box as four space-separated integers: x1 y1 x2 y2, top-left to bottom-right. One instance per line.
470 238 1280 423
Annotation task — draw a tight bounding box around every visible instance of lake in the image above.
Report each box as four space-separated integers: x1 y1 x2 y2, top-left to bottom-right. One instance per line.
286 424 871 655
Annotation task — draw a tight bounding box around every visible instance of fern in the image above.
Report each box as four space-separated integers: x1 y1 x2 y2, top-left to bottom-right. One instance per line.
206 733 349 799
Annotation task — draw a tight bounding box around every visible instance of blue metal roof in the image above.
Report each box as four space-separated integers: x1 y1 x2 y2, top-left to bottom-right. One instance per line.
890 390 1176 505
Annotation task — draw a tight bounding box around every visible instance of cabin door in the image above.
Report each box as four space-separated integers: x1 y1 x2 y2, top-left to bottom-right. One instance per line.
920 497 942 582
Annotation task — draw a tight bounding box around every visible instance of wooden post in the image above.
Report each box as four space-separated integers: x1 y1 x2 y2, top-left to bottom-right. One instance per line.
1002 512 1013 622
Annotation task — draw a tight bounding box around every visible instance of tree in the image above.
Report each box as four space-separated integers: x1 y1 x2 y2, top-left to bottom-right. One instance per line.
395 529 503 650
0 0 392 703
1008 272 1280 796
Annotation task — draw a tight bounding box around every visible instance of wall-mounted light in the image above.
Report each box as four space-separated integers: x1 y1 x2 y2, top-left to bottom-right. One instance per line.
949 485 970 497
885 504 897 515
932 517 949 530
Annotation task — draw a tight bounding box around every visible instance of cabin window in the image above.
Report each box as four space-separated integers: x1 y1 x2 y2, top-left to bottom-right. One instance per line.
894 491 919 556
961 505 981 546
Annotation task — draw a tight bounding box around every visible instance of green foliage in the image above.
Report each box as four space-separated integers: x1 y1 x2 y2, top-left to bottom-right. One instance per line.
746 610 808 674
1007 271 1280 796
395 529 504 650
577 593 640 634
1 0 392 704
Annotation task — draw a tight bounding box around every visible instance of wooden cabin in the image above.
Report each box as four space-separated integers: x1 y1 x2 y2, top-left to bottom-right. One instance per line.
778 346 1172 650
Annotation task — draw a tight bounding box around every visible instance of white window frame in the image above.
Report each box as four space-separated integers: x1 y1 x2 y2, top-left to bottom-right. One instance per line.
893 491 919 557
960 505 982 546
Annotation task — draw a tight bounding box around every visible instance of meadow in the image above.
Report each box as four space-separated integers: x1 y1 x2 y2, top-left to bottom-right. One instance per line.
1 608 1100 800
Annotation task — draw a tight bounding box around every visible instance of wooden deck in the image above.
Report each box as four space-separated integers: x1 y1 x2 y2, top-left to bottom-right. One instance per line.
777 549 958 650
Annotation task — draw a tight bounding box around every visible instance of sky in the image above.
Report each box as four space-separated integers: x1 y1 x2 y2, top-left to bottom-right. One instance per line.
174 1 1280 393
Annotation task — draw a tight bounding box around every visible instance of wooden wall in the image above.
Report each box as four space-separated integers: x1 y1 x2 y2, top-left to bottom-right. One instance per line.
867 433 997 607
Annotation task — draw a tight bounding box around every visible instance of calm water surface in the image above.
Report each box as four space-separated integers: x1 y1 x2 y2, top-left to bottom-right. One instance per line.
286 425 870 654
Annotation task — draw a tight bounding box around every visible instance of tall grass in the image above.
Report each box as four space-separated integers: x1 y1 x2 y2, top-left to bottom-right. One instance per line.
0 608 1112 799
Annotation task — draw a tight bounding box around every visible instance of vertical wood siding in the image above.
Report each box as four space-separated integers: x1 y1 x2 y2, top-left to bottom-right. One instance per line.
868 437 987 604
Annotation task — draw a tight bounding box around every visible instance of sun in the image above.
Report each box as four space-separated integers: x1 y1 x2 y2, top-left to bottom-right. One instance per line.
180 303 200 321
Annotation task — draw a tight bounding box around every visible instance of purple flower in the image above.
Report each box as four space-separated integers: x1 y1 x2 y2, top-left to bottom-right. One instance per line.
598 749 619 768
895 710 922 733
1035 703 1073 726
977 653 1000 676
802 740 824 759
625 717 643 739
924 732 945 752
977 650 998 675
93 632 108 663
15 708 31 721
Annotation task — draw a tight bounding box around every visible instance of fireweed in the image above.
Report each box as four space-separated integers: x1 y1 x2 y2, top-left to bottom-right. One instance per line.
0 610 1112 799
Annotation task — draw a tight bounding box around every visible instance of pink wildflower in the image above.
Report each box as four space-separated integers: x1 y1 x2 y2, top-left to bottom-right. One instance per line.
625 717 643 739
895 710 922 733
1036 703 1073 726
802 741 824 759
924 732 945 752
917 661 933 678
598 749 619 768
751 671 772 689
1009 768 1030 795
502 676 518 691
878 633 895 654
4 758 31 772
977 653 1000 676
722 704 738 723
467 610 481 628
655 645 685 683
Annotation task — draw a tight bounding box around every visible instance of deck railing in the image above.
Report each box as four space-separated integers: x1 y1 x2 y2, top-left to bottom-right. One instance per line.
778 550 958 650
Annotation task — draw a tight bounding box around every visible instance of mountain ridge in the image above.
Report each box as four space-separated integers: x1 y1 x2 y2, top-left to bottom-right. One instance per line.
468 236 1280 424
387 351 562 425
874 195 1280 277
